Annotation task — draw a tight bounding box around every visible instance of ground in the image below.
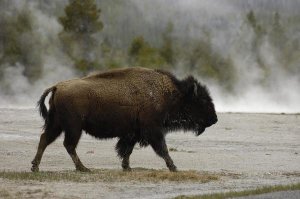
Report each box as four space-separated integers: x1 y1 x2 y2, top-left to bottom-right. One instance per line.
0 108 299 198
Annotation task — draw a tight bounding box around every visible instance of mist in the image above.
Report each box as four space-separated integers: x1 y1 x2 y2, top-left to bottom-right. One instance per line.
0 0 299 113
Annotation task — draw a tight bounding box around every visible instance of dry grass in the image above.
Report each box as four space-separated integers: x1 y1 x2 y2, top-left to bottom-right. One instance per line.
175 183 300 199
169 147 179 152
282 172 300 177
0 168 219 183
0 189 11 199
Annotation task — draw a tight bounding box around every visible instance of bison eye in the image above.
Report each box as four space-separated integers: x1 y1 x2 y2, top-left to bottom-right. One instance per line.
201 99 207 104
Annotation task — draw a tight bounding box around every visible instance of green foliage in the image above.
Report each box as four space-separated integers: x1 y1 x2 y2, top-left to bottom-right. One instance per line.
187 37 236 91
129 36 166 68
99 39 127 69
1 12 33 64
245 10 299 80
268 12 296 73
74 59 94 72
246 10 266 53
245 10 269 81
129 36 146 58
175 182 300 199
0 8 42 81
59 0 103 34
246 10 265 37
59 0 103 74
270 12 286 48
105 52 127 70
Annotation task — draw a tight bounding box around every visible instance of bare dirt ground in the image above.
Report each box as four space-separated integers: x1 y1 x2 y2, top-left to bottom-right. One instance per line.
0 108 299 198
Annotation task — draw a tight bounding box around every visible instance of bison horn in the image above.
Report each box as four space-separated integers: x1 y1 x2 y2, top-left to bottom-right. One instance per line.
194 82 198 96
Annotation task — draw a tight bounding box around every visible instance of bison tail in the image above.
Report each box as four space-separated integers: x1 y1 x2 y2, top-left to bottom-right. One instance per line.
37 86 56 122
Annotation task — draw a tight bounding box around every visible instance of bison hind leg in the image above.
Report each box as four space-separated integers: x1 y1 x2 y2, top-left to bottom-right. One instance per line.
31 121 62 172
115 137 137 171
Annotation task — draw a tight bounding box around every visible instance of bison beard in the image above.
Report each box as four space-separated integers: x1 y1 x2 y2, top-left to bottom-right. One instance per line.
31 67 217 172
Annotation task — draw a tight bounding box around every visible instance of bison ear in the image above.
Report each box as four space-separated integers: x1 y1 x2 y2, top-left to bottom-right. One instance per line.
182 76 198 97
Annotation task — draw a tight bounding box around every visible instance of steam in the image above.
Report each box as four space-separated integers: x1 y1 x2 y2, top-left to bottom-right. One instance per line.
0 0 299 113
0 1 74 108
130 0 300 113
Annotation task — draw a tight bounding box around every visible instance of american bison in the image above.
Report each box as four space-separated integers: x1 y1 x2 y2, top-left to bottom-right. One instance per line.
31 67 217 172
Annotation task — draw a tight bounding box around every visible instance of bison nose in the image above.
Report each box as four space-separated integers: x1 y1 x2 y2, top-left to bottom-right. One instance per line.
211 116 218 125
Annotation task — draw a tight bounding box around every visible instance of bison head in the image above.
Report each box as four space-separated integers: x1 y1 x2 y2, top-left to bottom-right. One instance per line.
177 76 218 136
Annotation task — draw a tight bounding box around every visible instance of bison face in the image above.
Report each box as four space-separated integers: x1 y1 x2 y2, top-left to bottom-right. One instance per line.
193 98 218 136
180 76 218 136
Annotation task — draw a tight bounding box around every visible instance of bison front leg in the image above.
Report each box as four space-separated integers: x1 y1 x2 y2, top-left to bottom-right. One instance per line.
149 136 177 172
115 137 136 171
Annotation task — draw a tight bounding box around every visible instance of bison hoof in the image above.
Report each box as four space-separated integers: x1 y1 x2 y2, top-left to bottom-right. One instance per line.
169 166 177 172
123 167 132 172
76 166 91 172
31 160 39 172
31 165 39 172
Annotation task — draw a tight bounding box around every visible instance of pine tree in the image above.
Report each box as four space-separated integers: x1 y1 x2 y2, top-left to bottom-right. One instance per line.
59 0 103 34
0 6 43 81
246 10 267 74
246 10 265 41
270 12 286 49
59 0 103 73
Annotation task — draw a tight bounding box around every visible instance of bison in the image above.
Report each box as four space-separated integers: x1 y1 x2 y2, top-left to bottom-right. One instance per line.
31 67 217 172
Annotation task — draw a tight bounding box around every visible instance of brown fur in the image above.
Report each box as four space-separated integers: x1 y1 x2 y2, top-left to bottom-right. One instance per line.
31 67 217 172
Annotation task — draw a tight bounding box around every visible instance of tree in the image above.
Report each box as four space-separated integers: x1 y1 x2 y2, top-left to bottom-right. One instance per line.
246 10 265 46
245 10 268 77
128 36 166 68
270 12 286 49
246 10 265 36
59 0 103 34
187 32 236 91
59 0 103 73
129 36 146 58
0 6 43 82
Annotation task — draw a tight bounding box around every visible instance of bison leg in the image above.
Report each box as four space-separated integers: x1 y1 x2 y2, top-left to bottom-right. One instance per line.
64 129 90 172
115 137 136 171
31 126 62 172
150 137 177 172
